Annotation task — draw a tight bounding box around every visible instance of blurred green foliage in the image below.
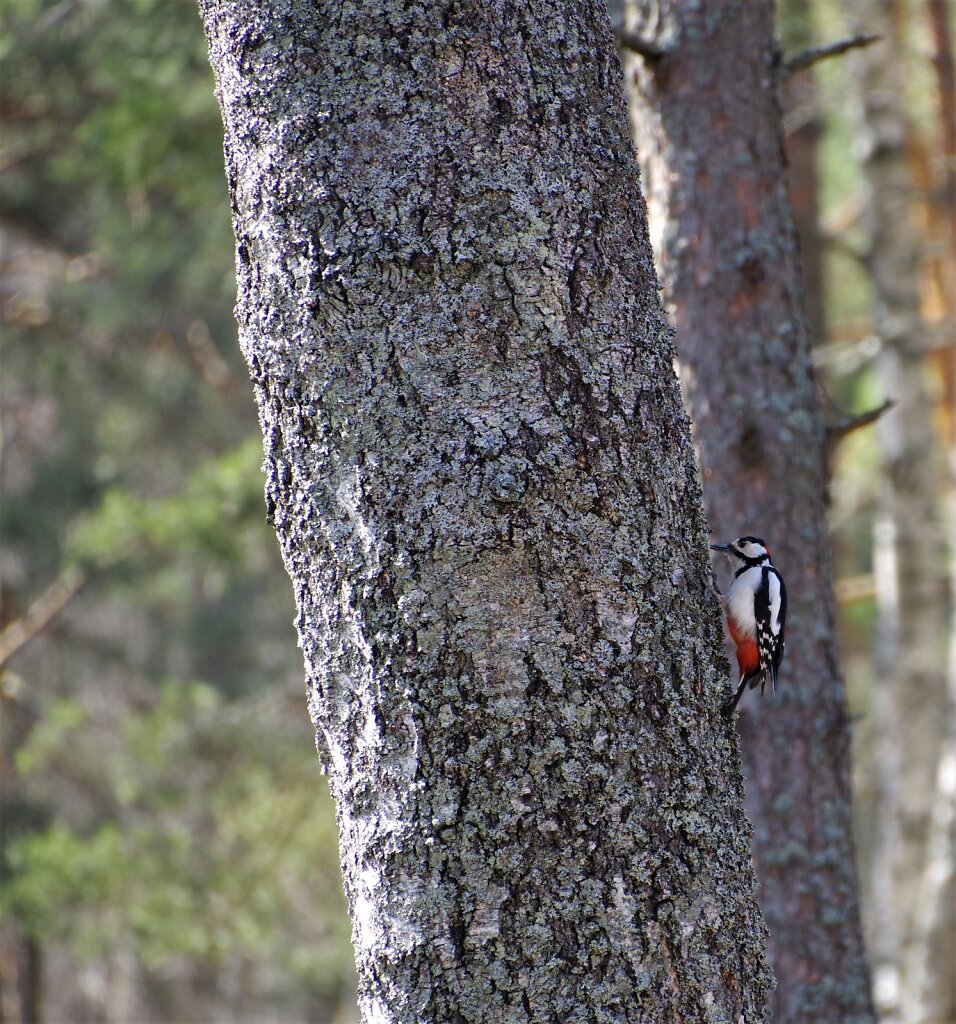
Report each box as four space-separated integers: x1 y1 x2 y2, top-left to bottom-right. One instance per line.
66 435 266 570
4 683 351 987
0 1 355 1019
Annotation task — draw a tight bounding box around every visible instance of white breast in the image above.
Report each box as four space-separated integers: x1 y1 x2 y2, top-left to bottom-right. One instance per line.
727 566 761 637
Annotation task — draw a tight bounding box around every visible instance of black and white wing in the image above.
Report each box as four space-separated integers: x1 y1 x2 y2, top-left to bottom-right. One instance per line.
754 566 787 694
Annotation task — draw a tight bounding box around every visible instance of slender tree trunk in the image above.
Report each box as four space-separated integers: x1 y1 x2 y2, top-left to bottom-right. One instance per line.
199 1 774 1020
622 2 875 1022
846 2 954 1019
925 3 956 1018
17 940 41 1024
926 0 956 327
0 935 40 1024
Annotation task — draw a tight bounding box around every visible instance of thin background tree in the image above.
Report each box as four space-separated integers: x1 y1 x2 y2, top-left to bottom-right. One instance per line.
622 1 875 1021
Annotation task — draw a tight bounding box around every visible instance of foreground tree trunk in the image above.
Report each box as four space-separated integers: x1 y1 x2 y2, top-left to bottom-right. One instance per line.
200 0 772 1020
623 2 875 1022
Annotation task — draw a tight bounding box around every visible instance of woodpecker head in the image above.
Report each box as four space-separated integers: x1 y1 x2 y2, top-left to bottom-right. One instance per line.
710 536 772 564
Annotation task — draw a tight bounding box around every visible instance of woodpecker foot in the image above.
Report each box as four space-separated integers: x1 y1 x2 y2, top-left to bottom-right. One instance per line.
722 679 747 719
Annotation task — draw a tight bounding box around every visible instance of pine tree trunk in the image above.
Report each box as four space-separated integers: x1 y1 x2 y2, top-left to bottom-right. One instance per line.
622 2 875 1022
779 0 826 348
199 0 774 1020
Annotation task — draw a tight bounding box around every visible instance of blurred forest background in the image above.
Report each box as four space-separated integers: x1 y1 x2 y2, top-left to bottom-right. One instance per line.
0 1 953 1022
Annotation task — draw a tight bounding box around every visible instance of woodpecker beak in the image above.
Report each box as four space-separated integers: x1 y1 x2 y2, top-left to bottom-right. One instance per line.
710 543 734 554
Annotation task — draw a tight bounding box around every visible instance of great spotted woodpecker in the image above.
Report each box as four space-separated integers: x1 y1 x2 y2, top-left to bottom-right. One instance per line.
710 536 787 716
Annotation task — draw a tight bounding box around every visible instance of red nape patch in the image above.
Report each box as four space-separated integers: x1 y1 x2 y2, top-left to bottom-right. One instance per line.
735 640 760 676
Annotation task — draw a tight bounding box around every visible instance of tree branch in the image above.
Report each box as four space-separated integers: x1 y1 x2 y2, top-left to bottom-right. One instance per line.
0 567 84 671
784 33 882 76
824 230 871 269
615 30 666 62
827 398 895 441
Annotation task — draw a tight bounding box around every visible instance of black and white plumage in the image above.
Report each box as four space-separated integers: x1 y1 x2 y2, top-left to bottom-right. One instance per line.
710 536 787 716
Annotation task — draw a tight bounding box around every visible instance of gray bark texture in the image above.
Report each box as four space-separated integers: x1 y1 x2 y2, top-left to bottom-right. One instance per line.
623 2 875 1023
198 0 774 1021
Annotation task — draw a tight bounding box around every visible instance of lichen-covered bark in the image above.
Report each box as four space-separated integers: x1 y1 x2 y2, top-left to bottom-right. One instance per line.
623 2 874 1022
198 0 773 1020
